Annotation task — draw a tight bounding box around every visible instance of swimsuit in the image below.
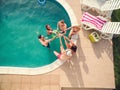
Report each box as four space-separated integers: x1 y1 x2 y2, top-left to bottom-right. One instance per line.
71 34 79 40
71 34 79 44
57 53 62 59
42 43 50 48
46 43 50 48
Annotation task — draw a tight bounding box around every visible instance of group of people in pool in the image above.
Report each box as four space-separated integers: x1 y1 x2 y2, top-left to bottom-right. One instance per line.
38 20 80 61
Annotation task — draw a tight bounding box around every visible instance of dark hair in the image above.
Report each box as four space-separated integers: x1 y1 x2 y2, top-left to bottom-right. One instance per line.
46 24 49 28
38 35 42 39
70 45 77 52
60 20 64 23
45 24 51 30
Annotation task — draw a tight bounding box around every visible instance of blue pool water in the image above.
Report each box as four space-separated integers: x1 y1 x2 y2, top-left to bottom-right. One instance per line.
0 0 71 68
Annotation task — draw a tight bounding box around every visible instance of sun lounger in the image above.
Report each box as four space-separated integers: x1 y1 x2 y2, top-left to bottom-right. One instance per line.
81 0 120 17
81 0 120 11
81 12 120 39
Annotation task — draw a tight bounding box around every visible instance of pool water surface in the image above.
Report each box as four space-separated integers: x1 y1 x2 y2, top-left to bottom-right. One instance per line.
0 0 71 68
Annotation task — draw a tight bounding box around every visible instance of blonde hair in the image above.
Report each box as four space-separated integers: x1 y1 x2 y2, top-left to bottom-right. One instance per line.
72 26 80 30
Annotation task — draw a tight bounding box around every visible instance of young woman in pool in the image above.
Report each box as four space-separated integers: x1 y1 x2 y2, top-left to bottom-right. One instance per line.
45 24 60 38
38 35 56 48
57 20 67 34
53 36 73 61
45 24 53 35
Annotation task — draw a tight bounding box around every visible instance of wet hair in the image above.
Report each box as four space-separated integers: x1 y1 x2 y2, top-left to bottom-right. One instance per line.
60 20 64 23
46 24 52 30
45 24 49 29
38 35 42 39
70 45 77 52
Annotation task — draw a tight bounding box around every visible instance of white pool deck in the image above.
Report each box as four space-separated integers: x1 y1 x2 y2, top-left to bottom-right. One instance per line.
0 0 115 90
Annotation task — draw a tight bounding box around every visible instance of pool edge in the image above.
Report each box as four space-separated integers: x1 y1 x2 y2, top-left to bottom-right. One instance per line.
0 59 65 75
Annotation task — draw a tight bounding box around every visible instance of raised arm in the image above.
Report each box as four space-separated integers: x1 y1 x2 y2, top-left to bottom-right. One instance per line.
59 37 66 53
57 22 60 30
59 37 63 47
65 26 72 31
64 36 75 45
48 35 57 42
63 36 71 49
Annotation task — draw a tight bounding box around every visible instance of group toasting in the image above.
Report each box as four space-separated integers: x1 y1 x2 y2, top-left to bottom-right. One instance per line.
38 19 81 61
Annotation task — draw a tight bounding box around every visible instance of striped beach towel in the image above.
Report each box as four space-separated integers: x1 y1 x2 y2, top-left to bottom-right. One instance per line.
82 12 107 30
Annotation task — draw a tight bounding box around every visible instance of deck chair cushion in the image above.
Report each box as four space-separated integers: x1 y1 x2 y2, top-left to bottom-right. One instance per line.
81 12 107 30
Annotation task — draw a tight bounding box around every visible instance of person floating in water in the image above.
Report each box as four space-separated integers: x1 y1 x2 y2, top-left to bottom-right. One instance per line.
45 24 53 35
38 35 56 48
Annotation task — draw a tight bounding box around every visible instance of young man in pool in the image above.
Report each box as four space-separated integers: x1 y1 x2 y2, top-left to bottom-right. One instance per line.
38 35 56 48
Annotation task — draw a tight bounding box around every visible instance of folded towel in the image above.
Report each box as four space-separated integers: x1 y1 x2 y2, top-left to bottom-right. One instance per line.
82 12 107 30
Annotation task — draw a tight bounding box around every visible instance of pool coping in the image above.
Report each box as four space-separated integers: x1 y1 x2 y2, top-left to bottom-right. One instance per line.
0 59 65 75
0 0 78 75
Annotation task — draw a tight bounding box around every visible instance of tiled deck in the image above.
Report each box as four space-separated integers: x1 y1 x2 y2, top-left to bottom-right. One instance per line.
0 0 115 90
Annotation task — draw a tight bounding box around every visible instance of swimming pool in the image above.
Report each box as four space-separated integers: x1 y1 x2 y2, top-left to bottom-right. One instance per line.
0 0 71 68
0 0 78 74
